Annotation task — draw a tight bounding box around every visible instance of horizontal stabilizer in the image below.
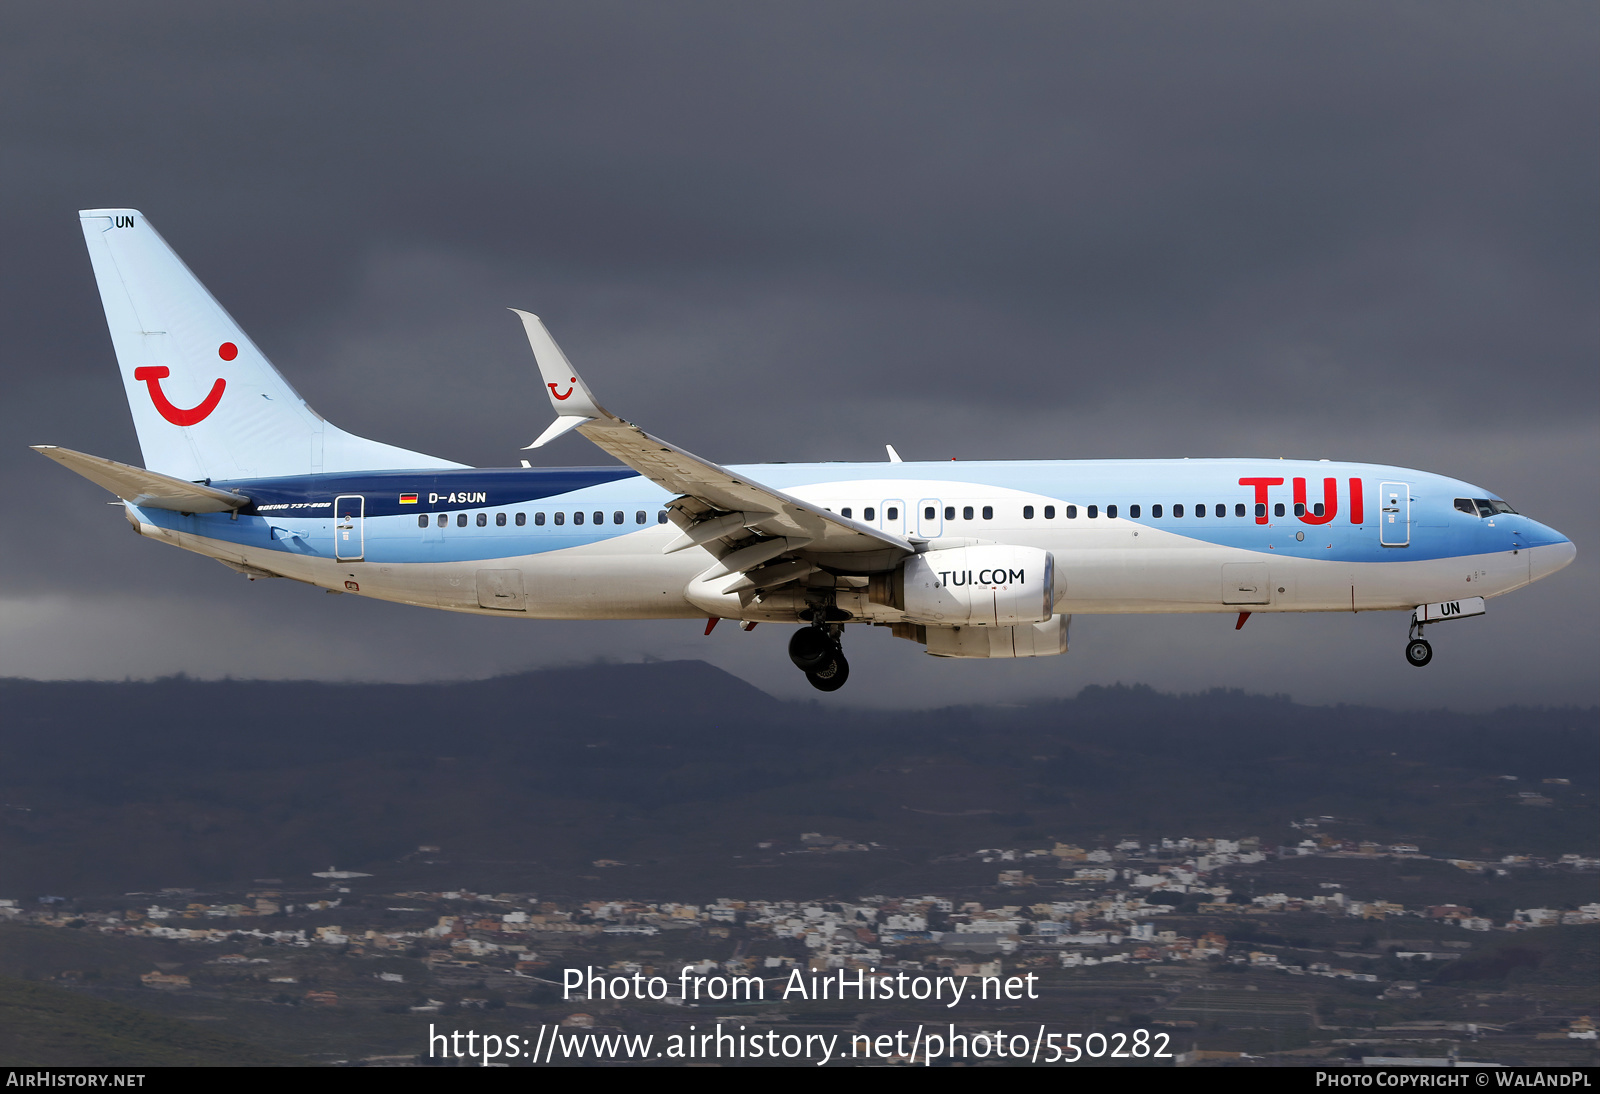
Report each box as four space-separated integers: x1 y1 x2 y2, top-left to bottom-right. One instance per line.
32 445 249 513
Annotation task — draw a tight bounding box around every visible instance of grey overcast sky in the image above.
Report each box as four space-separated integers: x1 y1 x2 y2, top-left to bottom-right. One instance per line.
3 2 1595 708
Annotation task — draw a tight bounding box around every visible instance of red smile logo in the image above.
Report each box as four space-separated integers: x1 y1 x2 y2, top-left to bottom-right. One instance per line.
133 342 232 426
548 376 577 401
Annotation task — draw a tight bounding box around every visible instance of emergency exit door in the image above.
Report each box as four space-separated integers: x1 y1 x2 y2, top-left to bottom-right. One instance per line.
334 495 365 560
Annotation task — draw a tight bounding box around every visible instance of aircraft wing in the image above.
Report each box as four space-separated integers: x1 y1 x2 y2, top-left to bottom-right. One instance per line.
33 445 250 513
513 311 914 580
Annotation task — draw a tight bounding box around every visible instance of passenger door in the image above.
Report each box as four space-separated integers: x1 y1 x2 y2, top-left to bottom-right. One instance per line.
1379 482 1409 547
334 495 364 561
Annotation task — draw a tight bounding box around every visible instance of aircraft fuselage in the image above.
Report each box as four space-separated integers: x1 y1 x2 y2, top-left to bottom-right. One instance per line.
126 457 1572 622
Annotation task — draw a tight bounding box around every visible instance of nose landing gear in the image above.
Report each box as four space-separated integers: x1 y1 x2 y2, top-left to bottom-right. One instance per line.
789 624 849 692
1405 616 1433 668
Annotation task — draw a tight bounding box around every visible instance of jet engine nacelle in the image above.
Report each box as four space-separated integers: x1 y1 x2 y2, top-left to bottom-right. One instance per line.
925 614 1071 658
896 545 1055 626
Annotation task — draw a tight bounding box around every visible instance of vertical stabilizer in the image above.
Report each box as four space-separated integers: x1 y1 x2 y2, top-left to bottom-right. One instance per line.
78 209 466 481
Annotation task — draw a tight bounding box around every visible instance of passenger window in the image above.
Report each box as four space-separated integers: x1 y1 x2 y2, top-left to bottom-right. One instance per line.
1130 504 1140 518
1044 505 1056 519
1312 502 1324 517
593 511 603 525
1454 498 1477 516
1023 505 1034 519
1173 504 1184 518
864 507 876 521
456 513 468 527
496 512 507 526
886 507 898 520
476 513 487 527
841 507 852 518
981 506 993 520
436 514 447 528
1255 503 1266 518
636 511 646 524
963 506 974 520
1235 503 1246 517
417 515 428 528
1216 504 1225 518
1274 503 1285 517
1065 505 1077 518
1107 504 1118 519
556 512 566 525
516 512 526 526
534 512 546 526
1195 503 1205 518
657 511 668 524
614 511 624 525
1294 503 1305 517
1152 504 1162 518
924 506 936 520
574 511 585 525
1088 505 1099 519
944 506 955 520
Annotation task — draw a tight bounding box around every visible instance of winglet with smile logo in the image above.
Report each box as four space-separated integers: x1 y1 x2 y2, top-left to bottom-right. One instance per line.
511 309 612 448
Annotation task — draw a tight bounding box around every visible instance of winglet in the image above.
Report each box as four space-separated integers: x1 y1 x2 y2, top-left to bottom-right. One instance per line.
886 444 903 463
527 415 592 450
511 309 608 422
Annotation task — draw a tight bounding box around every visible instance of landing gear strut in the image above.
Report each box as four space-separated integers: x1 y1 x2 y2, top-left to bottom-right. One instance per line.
789 623 849 692
1405 617 1433 668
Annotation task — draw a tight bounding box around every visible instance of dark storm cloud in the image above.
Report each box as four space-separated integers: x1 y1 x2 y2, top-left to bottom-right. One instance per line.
2 2 1594 706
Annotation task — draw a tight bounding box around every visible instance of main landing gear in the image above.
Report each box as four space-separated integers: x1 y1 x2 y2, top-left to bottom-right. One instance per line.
790 623 849 692
1405 617 1433 668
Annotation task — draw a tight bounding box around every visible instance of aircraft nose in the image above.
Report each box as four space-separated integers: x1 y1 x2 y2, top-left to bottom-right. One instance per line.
1530 537 1577 584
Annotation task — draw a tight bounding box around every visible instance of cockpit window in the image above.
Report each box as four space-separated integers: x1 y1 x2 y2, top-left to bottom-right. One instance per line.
1457 497 1519 518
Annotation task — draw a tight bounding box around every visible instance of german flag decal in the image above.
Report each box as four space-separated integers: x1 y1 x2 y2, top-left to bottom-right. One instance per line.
399 493 418 504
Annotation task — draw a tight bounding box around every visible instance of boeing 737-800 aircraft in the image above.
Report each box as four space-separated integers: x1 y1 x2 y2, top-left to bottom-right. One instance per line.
37 210 1576 691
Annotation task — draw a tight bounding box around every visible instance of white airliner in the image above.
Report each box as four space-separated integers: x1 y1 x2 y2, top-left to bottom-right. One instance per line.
37 210 1576 690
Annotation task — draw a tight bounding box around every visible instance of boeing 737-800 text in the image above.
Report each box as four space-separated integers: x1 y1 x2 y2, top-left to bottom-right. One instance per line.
36 210 1576 690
